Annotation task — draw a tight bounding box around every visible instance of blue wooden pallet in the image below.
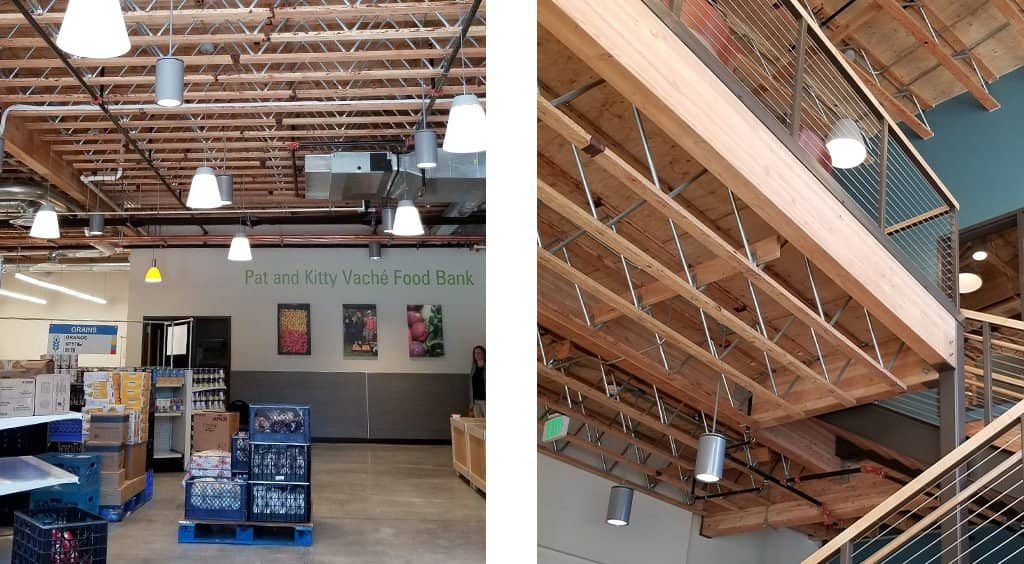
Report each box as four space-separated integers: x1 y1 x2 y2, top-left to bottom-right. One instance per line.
177 520 313 547
98 486 150 522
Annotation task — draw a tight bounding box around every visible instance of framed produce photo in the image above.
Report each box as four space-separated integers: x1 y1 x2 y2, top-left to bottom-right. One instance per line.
407 304 444 357
278 303 311 355
343 304 378 358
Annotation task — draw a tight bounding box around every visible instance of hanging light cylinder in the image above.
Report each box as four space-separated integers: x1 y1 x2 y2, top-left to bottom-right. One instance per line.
825 118 867 169
695 432 727 483
414 129 438 169
87 213 105 236
29 204 60 240
392 200 424 237
155 56 185 107
605 486 634 526
381 207 396 234
217 173 234 205
186 166 223 209
56 0 131 59
368 241 382 261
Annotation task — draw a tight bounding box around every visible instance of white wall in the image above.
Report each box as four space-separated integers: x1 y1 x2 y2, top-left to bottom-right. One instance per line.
0 270 130 367
126 247 485 373
538 455 819 564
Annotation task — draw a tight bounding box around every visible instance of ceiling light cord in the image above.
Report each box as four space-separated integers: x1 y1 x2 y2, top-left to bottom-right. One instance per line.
168 0 174 56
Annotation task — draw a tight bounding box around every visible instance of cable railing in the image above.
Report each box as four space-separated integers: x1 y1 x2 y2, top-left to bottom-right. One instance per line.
804 310 1024 563
645 0 959 304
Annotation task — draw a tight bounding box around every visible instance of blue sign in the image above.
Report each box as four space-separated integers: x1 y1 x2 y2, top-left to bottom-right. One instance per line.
48 324 118 355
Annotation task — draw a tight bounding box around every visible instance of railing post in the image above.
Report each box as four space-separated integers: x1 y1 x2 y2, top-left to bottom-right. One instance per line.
938 322 967 563
788 18 809 136
876 121 889 230
838 541 853 564
983 321 993 424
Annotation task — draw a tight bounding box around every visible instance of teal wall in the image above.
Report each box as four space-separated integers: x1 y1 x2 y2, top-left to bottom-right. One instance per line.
906 66 1024 228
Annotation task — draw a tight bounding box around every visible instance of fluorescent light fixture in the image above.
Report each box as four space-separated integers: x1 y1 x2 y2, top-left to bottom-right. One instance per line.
0 288 46 305
369 241 382 261
392 200 424 236
56 0 131 59
414 129 438 168
605 486 633 527
14 273 107 305
29 203 60 240
443 94 486 153
87 212 105 236
228 228 253 262
155 56 185 107
959 272 982 294
695 432 727 483
826 118 867 169
186 166 223 209
381 206 396 234
217 173 234 205
972 249 988 261
145 258 163 284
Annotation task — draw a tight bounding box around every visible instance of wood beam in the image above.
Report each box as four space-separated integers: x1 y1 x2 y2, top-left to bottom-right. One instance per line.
538 95 908 391
825 4 880 42
590 235 783 326
538 249 806 418
537 0 957 366
538 178 857 407
754 420 841 473
918 5 998 83
993 0 1024 40
872 0 999 111
850 64 933 140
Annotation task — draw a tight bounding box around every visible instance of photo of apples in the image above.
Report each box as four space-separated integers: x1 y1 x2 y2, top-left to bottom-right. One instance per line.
278 303 311 355
407 304 444 358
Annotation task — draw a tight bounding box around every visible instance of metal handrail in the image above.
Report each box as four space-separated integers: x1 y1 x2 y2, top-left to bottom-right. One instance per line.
643 0 960 304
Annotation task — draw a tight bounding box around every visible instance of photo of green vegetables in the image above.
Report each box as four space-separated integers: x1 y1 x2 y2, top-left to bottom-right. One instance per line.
406 304 444 358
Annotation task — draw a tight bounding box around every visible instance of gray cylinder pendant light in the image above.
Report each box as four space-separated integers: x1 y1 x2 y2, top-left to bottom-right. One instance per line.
695 432 727 483
368 241 382 261
87 212 105 236
414 129 438 169
606 485 634 526
381 206 396 234
155 3 184 107
217 173 234 205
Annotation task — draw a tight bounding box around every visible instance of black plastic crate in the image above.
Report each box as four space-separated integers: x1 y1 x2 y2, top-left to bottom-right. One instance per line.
0 425 48 456
250 443 309 483
249 483 310 523
12 507 108 564
249 404 310 444
184 478 248 522
231 432 250 473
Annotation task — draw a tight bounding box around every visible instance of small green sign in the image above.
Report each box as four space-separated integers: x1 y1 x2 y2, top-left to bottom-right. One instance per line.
542 414 570 443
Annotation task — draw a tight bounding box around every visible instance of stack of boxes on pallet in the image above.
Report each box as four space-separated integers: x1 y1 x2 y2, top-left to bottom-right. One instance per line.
183 404 311 523
0 359 72 419
82 370 151 517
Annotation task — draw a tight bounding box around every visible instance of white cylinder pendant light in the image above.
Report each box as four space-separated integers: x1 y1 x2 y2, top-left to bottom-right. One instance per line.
826 118 867 169
381 207 396 234
57 0 131 59
29 203 60 240
959 272 983 294
443 94 486 153
217 173 234 205
186 166 224 209
695 432 727 483
87 212 105 236
155 56 185 107
414 129 438 169
606 486 634 526
392 200 424 236
228 228 252 262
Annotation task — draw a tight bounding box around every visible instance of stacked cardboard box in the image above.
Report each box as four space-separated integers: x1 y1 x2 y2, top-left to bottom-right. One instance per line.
192 412 239 452
0 359 71 418
82 370 152 506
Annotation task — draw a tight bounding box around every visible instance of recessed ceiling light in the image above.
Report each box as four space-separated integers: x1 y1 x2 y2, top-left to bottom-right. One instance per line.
959 272 983 294
971 249 988 261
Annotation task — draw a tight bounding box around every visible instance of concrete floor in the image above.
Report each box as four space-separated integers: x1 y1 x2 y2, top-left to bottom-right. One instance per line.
1 444 485 563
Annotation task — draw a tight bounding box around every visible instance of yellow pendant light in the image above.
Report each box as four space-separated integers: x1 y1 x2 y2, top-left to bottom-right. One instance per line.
145 257 163 284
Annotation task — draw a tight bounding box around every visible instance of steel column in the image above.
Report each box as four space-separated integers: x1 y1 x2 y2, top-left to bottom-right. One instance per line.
983 321 993 424
938 322 967 564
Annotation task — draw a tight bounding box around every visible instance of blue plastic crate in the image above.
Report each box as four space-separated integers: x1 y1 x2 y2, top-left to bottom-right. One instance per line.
12 507 108 564
249 443 309 483
47 418 84 443
249 483 310 523
35 453 100 489
142 470 154 503
249 404 310 444
185 479 248 522
29 485 99 514
231 432 250 472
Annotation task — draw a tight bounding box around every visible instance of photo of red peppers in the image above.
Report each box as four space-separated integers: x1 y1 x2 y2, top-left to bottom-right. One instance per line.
278 303 311 355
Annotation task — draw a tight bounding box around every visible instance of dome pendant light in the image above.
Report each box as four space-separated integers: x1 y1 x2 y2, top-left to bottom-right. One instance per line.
415 129 438 168
228 228 253 262
29 203 60 240
443 94 486 154
186 166 223 209
57 0 131 59
606 486 634 526
87 212 105 236
392 199 424 237
144 257 163 284
826 118 867 169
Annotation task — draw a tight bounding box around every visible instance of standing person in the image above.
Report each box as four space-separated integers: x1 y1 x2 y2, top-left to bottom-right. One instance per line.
354 311 365 349
469 345 486 417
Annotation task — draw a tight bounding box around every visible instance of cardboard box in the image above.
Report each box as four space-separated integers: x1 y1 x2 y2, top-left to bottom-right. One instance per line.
88 414 129 444
85 442 125 472
31 374 70 416
192 412 239 452
53 373 71 413
100 472 146 506
124 443 146 480
0 377 35 417
84 372 114 407
0 359 54 376
100 468 125 492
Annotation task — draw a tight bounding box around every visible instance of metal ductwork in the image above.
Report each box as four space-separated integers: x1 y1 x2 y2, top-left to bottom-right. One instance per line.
0 182 83 226
305 151 485 205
